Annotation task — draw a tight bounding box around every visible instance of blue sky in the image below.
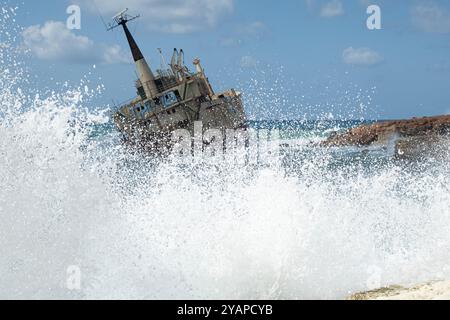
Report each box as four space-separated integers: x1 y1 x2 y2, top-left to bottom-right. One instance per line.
7 0 450 119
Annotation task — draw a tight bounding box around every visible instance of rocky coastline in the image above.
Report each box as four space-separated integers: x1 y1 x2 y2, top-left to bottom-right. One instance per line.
322 114 450 159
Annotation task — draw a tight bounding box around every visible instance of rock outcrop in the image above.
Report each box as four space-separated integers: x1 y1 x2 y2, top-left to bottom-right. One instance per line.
348 280 450 300
323 115 450 147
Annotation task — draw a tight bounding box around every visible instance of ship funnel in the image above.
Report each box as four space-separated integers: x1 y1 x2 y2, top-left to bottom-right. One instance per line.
170 48 178 73
170 48 187 81
108 9 158 99
178 49 184 68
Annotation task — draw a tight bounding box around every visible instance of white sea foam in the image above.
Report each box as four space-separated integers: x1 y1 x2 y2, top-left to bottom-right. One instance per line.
1 85 449 300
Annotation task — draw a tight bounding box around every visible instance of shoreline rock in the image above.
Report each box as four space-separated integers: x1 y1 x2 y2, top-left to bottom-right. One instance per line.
348 280 450 300
323 115 450 147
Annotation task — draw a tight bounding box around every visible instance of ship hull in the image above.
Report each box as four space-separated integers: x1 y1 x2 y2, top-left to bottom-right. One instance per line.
114 93 247 154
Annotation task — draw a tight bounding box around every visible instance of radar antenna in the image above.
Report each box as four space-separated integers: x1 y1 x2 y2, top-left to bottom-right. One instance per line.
107 8 140 31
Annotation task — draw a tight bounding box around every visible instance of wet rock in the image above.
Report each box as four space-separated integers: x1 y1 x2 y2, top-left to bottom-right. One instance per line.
323 115 450 148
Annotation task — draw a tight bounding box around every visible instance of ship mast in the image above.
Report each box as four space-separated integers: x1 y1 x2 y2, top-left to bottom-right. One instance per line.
108 9 158 100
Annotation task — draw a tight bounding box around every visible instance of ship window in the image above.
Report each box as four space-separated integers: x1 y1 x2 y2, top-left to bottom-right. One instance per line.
162 91 178 108
144 101 152 111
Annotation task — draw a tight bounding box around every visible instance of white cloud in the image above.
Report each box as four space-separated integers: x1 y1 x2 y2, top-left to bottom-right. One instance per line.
219 37 242 47
239 55 257 68
342 47 382 66
320 0 344 17
22 21 130 64
219 21 265 47
412 2 450 33
81 0 234 34
101 44 131 65
238 21 265 35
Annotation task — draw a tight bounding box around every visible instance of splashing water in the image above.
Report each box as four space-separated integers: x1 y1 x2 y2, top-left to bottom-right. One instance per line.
1 7 450 300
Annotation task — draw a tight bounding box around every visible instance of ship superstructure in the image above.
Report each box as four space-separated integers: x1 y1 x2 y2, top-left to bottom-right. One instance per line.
109 10 247 149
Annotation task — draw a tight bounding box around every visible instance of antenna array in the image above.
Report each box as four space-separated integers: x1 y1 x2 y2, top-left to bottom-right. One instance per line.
107 8 140 31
